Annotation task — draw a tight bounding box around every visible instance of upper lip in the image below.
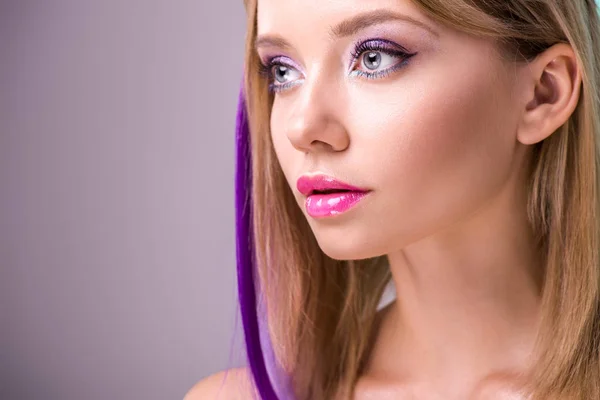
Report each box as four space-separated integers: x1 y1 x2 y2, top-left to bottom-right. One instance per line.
296 174 370 196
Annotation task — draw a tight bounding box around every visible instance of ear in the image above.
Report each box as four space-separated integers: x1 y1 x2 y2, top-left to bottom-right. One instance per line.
516 43 582 145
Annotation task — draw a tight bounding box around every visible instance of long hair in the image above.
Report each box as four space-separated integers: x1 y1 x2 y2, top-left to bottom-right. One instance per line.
235 1 600 399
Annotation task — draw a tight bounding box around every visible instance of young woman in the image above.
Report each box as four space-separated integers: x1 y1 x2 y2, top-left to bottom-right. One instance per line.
187 0 600 398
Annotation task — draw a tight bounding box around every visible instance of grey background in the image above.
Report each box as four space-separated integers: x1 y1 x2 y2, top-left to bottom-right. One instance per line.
1 1 247 399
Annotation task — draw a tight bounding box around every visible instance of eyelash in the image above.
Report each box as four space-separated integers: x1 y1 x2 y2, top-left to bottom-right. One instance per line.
258 39 416 93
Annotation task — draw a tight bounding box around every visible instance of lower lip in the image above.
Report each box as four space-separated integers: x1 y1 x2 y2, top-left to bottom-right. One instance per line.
305 191 370 218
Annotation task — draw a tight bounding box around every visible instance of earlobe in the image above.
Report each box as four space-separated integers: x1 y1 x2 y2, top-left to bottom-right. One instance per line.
516 43 582 145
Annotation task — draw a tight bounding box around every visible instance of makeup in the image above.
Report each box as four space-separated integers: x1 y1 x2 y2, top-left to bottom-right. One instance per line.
297 174 371 218
305 191 370 218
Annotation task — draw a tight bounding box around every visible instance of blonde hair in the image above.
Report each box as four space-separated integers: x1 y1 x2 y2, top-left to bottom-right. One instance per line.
241 0 600 398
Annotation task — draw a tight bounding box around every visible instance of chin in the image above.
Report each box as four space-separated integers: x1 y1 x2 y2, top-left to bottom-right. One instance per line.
312 229 388 261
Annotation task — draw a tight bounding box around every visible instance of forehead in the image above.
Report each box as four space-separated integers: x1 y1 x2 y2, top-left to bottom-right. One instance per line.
256 0 430 36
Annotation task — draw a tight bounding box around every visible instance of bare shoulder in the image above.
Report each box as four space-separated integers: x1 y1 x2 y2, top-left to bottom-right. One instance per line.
183 367 258 400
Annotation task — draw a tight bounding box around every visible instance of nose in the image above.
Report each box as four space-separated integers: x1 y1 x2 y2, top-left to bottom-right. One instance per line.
284 72 350 153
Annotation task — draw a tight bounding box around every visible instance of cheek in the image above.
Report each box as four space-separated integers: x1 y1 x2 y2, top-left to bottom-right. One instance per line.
351 62 517 240
270 107 297 185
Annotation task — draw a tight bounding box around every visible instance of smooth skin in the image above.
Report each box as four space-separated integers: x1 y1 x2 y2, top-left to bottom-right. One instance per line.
187 0 582 398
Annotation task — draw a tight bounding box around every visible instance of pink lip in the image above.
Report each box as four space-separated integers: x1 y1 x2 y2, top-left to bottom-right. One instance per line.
296 174 371 218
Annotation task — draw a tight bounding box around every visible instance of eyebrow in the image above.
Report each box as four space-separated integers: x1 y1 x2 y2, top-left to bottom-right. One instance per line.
255 9 439 50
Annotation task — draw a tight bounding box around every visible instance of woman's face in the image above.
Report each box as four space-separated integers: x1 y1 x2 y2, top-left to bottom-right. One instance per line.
256 0 527 260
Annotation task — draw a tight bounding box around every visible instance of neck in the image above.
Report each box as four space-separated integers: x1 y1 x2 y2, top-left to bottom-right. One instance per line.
369 167 543 390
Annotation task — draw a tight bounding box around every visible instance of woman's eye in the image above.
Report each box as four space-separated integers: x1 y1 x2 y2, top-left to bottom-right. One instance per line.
259 41 414 93
357 51 398 73
349 39 414 80
261 62 303 92
272 65 301 84
350 47 414 80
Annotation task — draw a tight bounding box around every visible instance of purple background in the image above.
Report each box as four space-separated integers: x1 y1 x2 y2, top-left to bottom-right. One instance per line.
1 1 247 399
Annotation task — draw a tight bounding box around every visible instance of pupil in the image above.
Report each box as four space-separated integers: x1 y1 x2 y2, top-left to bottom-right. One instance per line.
275 66 288 83
364 52 381 70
